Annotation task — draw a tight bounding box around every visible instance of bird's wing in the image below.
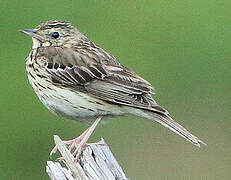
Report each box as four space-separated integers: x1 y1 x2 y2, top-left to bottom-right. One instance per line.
35 46 205 147
35 46 167 112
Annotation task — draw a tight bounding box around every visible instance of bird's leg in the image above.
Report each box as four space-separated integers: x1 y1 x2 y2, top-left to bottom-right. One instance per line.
72 116 102 159
68 127 90 152
50 116 102 159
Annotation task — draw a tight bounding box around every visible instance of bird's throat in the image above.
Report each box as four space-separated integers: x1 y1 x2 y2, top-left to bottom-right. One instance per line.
32 38 51 49
32 38 42 49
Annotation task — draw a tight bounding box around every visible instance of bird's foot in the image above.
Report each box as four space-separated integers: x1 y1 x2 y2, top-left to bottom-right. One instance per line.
50 127 89 157
50 116 102 160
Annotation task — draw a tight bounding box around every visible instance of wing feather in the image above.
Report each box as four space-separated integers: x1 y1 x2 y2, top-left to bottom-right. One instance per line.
36 46 158 110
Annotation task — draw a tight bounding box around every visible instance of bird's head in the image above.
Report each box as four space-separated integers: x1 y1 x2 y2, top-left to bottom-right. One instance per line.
20 20 85 49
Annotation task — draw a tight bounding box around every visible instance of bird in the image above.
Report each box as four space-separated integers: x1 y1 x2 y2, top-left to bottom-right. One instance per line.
20 20 205 158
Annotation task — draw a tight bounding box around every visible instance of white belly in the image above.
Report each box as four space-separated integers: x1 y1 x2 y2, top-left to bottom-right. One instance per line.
36 85 127 123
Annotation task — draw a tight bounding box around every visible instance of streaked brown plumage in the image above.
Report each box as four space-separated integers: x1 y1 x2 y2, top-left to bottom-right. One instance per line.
20 20 205 156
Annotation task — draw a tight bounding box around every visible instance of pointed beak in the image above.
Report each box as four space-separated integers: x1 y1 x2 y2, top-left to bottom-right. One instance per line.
19 29 44 42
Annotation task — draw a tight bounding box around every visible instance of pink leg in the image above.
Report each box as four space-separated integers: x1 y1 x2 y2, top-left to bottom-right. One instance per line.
50 116 102 159
73 116 102 158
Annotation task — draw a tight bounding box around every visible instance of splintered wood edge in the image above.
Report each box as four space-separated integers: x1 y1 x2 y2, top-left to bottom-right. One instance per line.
46 135 129 180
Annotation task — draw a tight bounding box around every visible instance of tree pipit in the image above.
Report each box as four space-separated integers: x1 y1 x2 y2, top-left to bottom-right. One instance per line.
20 20 205 159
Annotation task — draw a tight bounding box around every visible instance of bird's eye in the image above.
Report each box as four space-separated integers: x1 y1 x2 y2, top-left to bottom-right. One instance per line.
51 32 59 39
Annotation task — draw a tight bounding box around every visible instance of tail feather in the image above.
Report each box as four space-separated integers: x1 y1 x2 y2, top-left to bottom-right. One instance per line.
134 108 206 147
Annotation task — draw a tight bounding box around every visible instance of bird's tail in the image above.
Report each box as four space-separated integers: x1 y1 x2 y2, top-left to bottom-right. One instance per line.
133 106 206 147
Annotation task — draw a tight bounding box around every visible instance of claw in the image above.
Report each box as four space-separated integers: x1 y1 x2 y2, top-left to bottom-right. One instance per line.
50 146 58 156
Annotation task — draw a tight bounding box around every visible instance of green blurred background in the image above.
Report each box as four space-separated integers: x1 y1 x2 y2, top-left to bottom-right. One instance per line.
0 0 230 179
